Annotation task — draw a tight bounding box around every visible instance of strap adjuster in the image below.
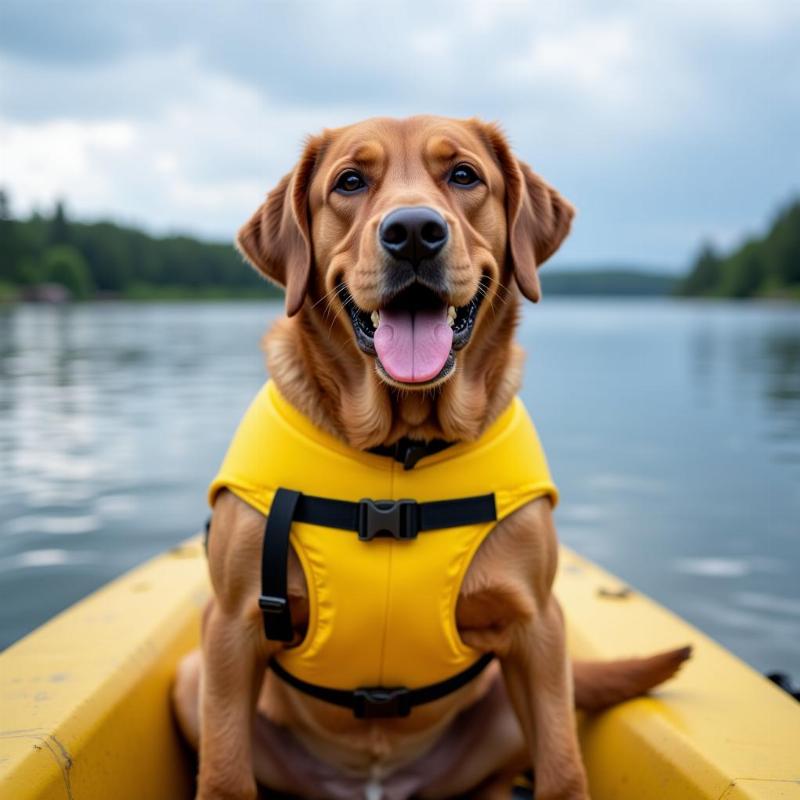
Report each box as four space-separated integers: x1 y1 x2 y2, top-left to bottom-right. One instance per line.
357 499 418 541
353 686 411 718
258 595 288 614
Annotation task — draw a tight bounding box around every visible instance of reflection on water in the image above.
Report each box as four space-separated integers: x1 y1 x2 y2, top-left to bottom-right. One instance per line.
761 333 800 457
1 299 799 674
0 302 279 646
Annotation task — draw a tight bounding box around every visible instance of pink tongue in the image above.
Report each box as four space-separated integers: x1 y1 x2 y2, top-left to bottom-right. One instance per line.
374 306 453 383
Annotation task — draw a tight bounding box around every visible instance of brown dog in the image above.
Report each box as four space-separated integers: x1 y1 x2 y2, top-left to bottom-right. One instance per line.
172 115 690 800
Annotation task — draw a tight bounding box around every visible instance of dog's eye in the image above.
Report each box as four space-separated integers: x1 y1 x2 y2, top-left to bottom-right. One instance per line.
334 170 367 194
449 164 481 187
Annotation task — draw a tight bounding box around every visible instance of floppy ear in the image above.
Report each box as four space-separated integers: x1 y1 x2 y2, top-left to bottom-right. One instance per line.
482 124 575 302
236 136 322 316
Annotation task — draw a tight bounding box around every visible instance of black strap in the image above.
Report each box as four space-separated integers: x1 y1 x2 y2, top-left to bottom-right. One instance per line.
290 492 497 537
417 495 498 531
259 488 300 642
368 437 455 470
269 652 495 718
259 490 497 641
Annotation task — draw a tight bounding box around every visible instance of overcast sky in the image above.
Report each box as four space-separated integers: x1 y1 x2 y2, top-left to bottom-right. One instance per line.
1 0 798 271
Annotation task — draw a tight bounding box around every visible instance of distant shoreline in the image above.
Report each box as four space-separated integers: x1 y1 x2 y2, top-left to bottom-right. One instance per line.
4 196 797 303
3 281 798 306
0 282 277 304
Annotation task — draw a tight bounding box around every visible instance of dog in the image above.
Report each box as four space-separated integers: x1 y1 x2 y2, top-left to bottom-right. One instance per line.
172 115 690 800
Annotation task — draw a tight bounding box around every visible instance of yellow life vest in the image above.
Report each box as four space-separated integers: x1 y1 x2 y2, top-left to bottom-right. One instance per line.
209 381 557 718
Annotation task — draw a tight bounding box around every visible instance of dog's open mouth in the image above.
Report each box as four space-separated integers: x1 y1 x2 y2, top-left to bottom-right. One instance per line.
343 281 486 386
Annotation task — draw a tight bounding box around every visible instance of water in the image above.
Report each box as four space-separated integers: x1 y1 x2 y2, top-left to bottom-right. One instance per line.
0 299 798 675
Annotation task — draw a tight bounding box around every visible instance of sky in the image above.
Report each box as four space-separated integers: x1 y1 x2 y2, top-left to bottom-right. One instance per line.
1 0 798 272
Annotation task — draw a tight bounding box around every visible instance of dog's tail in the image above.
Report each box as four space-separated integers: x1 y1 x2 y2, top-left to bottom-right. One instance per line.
573 645 692 712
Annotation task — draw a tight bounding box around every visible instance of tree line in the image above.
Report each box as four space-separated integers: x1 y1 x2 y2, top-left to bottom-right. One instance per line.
1 189 798 301
0 190 279 300
678 199 800 299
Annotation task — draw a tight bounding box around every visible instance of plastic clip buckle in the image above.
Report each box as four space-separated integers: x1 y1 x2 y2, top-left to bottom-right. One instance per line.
353 686 412 718
357 499 418 541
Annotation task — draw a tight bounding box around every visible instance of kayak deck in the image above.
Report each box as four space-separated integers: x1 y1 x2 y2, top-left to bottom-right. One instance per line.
0 539 207 800
1 538 798 799
559 549 800 799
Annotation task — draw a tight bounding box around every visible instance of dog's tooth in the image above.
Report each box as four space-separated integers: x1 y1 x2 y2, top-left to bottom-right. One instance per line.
370 311 380 328
447 305 456 319
447 316 455 328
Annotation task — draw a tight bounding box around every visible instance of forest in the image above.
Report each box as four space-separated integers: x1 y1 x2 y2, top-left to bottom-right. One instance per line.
0 191 278 300
1 190 798 302
678 199 800 299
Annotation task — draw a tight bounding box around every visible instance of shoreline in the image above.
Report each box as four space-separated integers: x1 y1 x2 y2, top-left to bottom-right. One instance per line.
1 282 798 305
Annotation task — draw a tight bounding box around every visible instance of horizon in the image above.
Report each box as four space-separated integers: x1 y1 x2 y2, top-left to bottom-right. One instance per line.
1 1 799 274
4 187 796 278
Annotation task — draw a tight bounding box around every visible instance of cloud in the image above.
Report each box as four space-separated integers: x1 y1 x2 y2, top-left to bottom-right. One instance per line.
0 53 345 237
0 119 136 208
505 19 638 98
0 0 798 267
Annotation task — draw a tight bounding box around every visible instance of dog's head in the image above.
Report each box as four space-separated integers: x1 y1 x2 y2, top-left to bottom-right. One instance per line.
238 116 573 391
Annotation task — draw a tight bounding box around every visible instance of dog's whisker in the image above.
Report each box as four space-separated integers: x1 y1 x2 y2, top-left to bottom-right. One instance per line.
480 274 511 296
322 290 342 316
323 302 347 336
480 276 513 305
480 289 506 313
311 282 347 312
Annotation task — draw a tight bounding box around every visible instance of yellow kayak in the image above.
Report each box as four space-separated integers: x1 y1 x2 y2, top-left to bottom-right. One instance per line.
1 538 798 799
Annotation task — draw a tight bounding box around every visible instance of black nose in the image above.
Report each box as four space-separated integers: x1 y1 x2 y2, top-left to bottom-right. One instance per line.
379 206 449 267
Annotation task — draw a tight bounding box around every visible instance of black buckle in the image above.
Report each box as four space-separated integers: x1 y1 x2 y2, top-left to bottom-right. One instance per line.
357 499 418 541
258 595 288 614
353 686 412 718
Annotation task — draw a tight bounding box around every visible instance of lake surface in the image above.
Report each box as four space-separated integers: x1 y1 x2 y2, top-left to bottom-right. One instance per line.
1 300 798 675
